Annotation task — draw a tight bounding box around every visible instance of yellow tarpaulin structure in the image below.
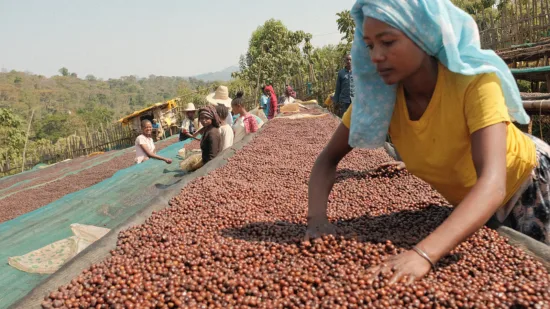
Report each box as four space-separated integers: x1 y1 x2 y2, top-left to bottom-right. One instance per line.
118 99 178 125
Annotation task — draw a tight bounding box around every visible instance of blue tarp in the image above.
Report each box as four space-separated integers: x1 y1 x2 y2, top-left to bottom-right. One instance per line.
0 137 193 309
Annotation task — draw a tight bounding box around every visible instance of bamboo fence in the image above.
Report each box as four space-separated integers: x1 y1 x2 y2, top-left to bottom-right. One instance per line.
479 0 550 51
1 123 136 176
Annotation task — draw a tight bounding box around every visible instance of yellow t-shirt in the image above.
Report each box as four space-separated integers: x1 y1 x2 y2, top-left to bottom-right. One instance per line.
342 63 536 206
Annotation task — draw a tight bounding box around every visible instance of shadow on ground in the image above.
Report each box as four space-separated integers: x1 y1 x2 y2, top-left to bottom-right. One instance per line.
221 205 462 266
152 168 189 189
335 167 408 183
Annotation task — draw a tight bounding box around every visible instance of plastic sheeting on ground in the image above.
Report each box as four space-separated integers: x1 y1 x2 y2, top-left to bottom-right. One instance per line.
8 224 110 274
0 136 193 309
0 149 128 199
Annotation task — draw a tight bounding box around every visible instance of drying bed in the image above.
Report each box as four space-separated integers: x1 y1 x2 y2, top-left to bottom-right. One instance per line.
35 115 550 309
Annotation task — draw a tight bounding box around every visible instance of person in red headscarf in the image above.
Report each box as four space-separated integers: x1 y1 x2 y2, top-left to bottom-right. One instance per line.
263 85 278 119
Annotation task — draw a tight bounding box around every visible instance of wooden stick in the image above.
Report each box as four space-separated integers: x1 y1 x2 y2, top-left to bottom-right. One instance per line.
21 109 35 173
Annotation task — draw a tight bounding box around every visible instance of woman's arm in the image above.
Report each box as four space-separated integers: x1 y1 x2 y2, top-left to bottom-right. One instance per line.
192 127 205 140
181 131 195 139
368 122 507 284
139 144 172 164
306 123 353 238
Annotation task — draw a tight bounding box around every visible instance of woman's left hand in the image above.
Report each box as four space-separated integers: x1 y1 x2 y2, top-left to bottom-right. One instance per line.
366 250 432 285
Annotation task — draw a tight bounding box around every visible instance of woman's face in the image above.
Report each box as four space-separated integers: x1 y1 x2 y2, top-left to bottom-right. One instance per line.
362 18 426 85
199 114 212 127
142 122 153 135
231 104 242 115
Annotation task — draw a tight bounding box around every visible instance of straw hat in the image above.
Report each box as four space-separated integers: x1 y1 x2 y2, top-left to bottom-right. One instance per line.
206 85 232 110
183 103 197 111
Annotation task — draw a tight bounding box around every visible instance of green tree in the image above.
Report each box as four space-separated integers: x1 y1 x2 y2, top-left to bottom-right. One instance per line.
77 105 114 126
310 45 341 74
35 113 83 143
0 108 26 161
452 0 496 15
85 74 97 81
336 10 355 45
177 84 208 108
336 10 356 57
233 19 310 87
451 0 498 31
303 34 314 62
58 67 69 76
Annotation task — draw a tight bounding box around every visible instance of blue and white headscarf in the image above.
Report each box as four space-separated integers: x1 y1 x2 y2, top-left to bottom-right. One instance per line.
349 0 529 148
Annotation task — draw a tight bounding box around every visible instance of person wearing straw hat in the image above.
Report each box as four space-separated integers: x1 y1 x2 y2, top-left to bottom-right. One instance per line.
207 85 234 126
306 0 550 285
179 103 200 142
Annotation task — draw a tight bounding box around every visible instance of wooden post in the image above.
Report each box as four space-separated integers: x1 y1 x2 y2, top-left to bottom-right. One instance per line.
519 1 524 45
21 109 35 173
255 60 263 106
85 125 91 155
100 123 105 151
543 0 550 29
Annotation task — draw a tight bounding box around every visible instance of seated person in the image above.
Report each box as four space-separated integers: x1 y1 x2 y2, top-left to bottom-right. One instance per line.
198 106 222 164
280 85 296 105
179 103 200 141
135 120 172 164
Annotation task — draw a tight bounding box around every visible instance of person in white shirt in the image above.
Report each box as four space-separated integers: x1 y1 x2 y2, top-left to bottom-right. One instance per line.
215 104 234 151
135 120 172 164
280 85 297 105
179 103 201 142
281 95 295 105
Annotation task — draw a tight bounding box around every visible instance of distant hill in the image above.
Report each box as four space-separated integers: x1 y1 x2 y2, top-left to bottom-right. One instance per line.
191 66 239 82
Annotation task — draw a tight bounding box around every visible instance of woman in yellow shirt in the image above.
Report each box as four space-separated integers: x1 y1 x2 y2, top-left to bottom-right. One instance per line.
306 0 549 285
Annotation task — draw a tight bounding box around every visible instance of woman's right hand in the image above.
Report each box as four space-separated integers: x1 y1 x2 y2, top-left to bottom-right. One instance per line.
164 158 173 164
306 124 352 241
378 161 406 170
305 216 339 240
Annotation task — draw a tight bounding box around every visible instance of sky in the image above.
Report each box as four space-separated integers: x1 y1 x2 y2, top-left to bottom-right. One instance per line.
0 0 355 79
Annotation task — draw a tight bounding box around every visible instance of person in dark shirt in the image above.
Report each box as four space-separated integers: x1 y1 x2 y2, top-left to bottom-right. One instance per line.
333 54 354 117
198 105 221 164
